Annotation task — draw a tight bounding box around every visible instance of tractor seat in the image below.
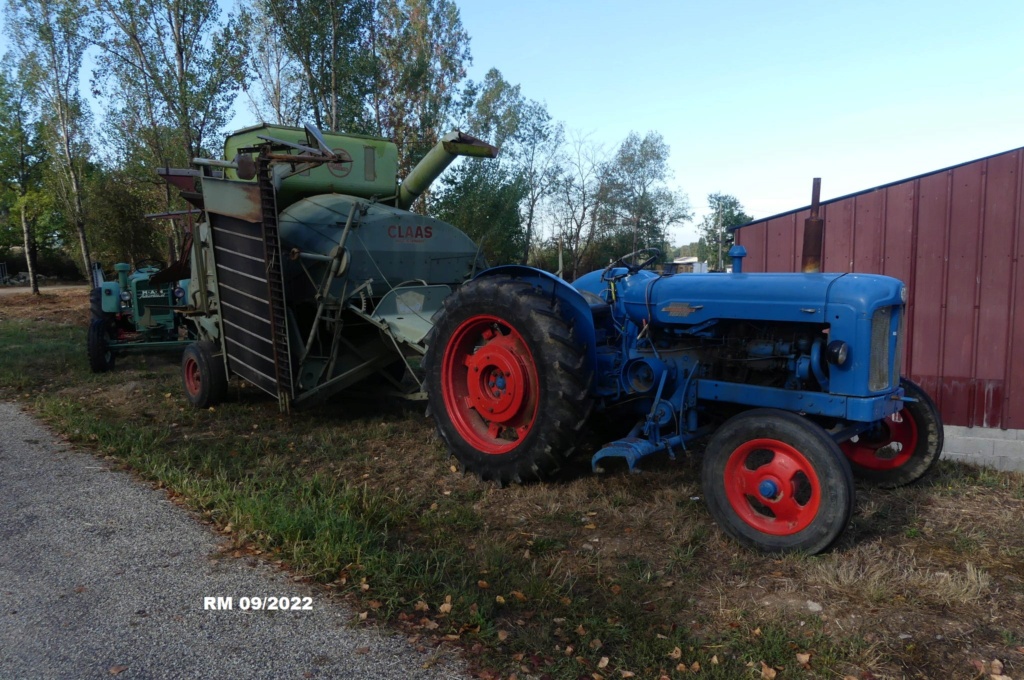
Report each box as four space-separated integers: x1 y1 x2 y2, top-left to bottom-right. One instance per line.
578 290 611 321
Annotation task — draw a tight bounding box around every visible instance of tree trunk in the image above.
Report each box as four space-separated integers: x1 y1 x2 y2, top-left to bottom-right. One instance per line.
21 203 39 295
71 174 92 279
521 200 535 265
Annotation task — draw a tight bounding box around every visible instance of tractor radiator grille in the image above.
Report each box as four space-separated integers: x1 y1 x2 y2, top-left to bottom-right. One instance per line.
133 283 171 326
869 305 903 391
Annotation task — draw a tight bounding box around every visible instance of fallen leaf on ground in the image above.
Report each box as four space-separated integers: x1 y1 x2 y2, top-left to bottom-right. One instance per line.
760 661 777 679
414 600 429 612
495 595 505 604
668 647 682 660
477 580 490 589
510 590 526 602
589 638 603 651
620 671 635 678
796 652 811 669
109 667 129 675
355 646 370 655
497 630 509 642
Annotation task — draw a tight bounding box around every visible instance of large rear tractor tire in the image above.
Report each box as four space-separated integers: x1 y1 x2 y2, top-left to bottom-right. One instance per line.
702 409 855 554
87 318 116 373
840 377 943 488
182 341 228 408
424 275 593 485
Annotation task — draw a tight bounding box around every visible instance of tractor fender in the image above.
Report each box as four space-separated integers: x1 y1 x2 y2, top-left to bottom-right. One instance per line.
472 266 598 384
98 281 122 314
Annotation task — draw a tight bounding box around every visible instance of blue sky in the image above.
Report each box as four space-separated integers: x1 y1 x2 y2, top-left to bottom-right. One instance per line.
4 1 1022 246
452 0 1024 243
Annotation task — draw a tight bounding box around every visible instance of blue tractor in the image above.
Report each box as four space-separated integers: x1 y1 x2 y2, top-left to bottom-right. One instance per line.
423 247 943 554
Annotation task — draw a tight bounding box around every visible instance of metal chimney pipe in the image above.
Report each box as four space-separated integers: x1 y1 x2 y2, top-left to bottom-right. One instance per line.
801 178 824 273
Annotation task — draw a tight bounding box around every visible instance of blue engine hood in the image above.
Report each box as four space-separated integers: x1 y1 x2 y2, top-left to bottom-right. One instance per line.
573 270 905 326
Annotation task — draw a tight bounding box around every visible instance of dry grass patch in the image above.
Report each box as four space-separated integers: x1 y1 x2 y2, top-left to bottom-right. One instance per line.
805 541 992 607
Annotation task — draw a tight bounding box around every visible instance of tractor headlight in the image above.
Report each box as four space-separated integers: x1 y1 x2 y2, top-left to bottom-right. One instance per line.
119 291 131 302
173 286 185 300
826 340 849 366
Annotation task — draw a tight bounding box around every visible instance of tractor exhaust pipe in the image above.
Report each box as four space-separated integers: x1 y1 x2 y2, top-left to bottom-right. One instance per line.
395 131 499 210
801 178 824 273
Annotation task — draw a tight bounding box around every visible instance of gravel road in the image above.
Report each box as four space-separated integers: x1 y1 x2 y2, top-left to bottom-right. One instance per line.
0 402 468 679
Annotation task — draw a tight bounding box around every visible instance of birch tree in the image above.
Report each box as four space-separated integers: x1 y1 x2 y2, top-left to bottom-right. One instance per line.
4 0 94 277
0 62 48 293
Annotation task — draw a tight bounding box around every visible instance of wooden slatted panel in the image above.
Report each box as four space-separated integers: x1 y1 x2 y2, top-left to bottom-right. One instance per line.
210 216 279 398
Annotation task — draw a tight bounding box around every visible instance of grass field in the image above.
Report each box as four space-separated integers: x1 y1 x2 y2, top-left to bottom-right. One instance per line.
2 289 1022 679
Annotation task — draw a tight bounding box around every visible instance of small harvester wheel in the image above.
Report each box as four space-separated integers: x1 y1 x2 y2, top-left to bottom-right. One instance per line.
181 341 228 408
424 275 593 485
87 318 116 373
702 409 855 554
840 377 943 488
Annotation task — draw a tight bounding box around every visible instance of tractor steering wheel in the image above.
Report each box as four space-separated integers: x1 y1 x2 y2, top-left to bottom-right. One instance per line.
135 258 166 271
609 248 663 276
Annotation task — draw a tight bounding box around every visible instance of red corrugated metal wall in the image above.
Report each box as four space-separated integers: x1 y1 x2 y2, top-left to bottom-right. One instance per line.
734 148 1024 429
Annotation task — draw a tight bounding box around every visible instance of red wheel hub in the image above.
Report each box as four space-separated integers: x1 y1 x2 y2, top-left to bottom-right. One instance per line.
724 439 821 536
440 315 539 454
840 408 918 470
184 356 202 397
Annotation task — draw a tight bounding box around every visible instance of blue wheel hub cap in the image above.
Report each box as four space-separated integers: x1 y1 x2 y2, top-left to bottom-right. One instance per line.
758 479 779 500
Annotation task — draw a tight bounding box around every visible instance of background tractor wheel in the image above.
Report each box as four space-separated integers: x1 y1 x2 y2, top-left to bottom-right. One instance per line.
424 275 593 485
87 318 116 373
840 377 943 488
182 341 228 408
702 409 855 554
89 287 105 320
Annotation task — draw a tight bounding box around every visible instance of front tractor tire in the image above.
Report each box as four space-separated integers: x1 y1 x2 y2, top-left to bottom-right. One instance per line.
182 341 228 408
840 377 943 488
424 275 593 485
702 409 855 555
87 318 116 373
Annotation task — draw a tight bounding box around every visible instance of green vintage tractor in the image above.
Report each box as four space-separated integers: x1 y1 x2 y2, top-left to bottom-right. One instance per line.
87 260 195 372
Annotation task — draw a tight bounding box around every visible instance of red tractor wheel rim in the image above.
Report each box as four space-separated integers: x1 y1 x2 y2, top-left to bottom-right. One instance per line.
184 356 202 397
723 438 821 536
440 314 539 454
840 408 918 470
